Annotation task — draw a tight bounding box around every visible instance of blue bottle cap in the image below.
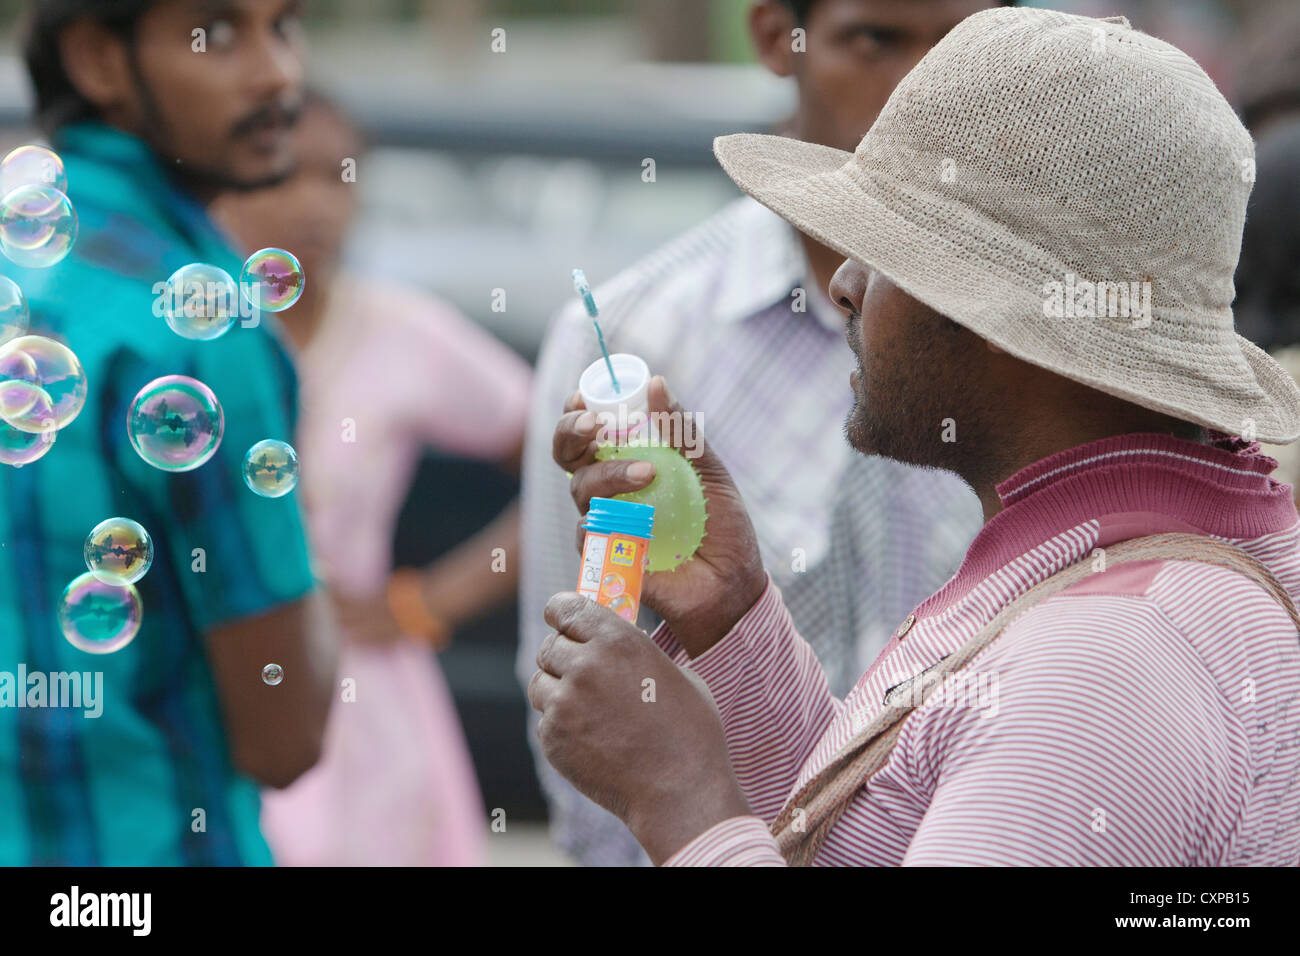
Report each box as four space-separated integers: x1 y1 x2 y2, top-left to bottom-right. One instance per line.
583 497 655 539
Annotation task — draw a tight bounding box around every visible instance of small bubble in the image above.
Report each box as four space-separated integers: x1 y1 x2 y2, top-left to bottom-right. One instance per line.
0 416 55 467
163 263 239 340
242 439 298 497
58 571 142 654
240 248 304 312
262 663 284 685
127 375 224 472
0 184 77 268
84 517 153 585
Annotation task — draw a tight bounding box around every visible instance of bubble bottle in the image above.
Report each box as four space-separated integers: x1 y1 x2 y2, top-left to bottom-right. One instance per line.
576 497 654 622
573 268 707 572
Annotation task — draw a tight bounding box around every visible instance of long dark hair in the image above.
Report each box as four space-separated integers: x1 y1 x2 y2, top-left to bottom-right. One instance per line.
22 0 158 136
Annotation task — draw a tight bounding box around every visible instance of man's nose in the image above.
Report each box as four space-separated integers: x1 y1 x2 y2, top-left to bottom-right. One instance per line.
828 259 867 318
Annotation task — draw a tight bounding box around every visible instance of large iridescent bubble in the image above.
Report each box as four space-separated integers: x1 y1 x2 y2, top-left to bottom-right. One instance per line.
126 375 224 472
0 184 77 268
240 248 304 312
242 439 298 497
0 275 29 345
0 145 67 195
84 517 154 585
163 262 239 340
58 571 142 654
0 334 87 431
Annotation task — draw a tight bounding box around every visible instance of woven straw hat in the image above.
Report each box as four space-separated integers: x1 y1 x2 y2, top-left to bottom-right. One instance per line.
715 6 1300 443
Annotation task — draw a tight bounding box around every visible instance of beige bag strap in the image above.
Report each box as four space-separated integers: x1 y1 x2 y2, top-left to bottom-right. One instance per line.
769 532 1300 866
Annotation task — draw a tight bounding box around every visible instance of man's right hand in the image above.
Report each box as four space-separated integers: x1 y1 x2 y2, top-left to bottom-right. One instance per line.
553 375 768 657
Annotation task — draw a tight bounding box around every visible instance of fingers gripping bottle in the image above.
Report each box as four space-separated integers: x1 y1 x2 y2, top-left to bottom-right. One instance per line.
577 497 654 621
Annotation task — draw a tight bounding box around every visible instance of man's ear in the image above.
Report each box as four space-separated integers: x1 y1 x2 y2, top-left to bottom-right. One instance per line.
57 18 135 116
749 0 801 79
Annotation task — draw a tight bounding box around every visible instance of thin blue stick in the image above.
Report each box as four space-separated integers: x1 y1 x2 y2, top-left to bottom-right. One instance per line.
572 268 620 394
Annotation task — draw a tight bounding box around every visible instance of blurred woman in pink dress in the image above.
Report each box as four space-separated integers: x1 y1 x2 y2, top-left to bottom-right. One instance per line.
213 93 530 865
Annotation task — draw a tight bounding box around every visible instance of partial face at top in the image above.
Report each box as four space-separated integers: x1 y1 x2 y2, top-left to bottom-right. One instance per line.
73 0 307 189
758 0 1002 152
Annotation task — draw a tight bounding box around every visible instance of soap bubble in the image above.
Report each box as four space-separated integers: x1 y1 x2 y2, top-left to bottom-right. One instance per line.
600 572 626 598
0 416 55 467
58 571 142 654
163 262 239 340
0 275 29 344
84 517 153 585
0 184 77 268
242 439 298 497
240 248 304 312
0 335 88 430
1 145 67 195
127 375 224 472
262 663 284 686
594 443 708 572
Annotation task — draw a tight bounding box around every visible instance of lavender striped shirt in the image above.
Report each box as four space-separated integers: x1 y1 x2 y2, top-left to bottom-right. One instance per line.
657 433 1300 866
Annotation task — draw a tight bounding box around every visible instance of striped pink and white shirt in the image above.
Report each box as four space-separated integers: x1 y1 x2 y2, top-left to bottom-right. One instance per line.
654 433 1300 866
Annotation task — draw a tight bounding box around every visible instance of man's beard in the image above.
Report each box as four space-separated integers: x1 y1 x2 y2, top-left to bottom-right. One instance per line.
843 318 1005 488
126 45 301 194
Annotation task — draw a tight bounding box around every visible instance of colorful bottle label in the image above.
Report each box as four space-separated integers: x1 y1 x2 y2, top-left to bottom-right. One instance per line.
577 530 649 622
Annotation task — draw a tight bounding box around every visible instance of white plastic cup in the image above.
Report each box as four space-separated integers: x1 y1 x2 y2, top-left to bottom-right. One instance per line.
578 353 651 443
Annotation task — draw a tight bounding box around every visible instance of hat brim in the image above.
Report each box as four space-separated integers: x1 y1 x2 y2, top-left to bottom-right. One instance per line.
714 132 1300 444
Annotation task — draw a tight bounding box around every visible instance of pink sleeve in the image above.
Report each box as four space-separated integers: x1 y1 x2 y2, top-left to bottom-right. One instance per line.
648 572 843 823
400 298 532 461
663 817 786 866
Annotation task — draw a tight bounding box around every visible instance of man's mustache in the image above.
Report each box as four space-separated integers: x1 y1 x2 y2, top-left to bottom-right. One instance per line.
230 100 304 140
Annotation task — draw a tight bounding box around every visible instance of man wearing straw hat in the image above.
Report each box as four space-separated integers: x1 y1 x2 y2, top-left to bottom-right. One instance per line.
529 6 1300 865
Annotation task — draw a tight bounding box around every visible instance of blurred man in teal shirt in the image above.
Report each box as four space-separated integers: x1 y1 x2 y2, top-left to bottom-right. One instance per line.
0 0 338 864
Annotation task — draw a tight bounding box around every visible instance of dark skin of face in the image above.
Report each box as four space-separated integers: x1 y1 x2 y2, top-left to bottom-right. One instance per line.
749 0 999 295
828 258 1207 520
59 0 307 200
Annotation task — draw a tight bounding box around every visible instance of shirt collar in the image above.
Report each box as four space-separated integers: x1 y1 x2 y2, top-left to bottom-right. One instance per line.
712 197 842 334
52 120 232 262
914 432 1298 618
53 120 160 170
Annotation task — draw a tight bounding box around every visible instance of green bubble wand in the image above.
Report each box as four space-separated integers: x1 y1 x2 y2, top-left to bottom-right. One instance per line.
572 268 619 395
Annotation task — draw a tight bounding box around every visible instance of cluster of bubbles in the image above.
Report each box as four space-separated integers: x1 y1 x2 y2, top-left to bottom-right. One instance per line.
0 331 88 467
60 517 155 653
0 146 77 269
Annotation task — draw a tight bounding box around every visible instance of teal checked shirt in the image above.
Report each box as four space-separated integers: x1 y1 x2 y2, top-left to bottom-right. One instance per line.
0 121 317 865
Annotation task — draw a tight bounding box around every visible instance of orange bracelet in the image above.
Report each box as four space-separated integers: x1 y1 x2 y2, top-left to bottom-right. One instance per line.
386 568 452 651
